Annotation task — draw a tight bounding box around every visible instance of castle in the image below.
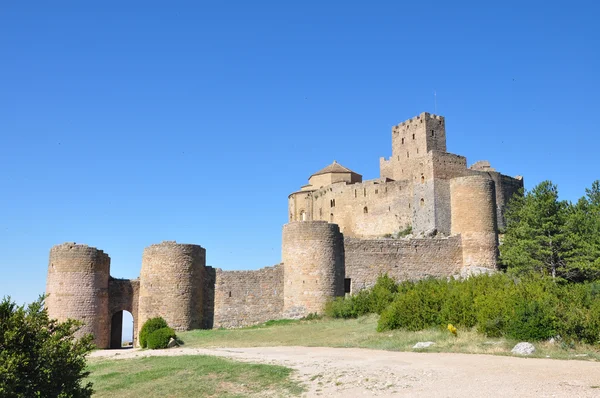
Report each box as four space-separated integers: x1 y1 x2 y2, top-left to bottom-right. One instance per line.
45 112 523 348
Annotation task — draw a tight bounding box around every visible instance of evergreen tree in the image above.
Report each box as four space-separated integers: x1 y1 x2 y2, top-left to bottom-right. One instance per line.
500 181 569 278
564 180 600 281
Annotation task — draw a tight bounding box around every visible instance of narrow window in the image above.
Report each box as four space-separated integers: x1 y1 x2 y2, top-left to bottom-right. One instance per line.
363 206 368 214
421 174 425 183
363 188 366 197
407 151 409 158
412 133 415 139
420 198 425 207
354 189 357 198
228 291 232 298
431 129 435 137
401 137 405 144
344 278 352 294
375 189 378 194
300 210 306 221
416 148 419 154
330 213 334 222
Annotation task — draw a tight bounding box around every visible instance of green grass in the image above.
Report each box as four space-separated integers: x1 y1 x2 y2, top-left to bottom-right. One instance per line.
180 315 600 361
86 355 304 397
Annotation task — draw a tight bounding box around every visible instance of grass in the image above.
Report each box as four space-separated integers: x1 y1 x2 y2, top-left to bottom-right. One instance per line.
86 355 304 397
180 315 600 361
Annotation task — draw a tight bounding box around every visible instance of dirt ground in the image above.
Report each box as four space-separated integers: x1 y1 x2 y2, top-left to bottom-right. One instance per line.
91 346 600 397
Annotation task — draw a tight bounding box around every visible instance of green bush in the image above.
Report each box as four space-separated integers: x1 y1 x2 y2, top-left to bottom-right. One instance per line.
139 317 169 348
0 295 94 397
146 327 176 349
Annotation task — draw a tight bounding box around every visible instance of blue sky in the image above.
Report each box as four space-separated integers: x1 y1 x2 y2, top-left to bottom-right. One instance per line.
1 1 599 306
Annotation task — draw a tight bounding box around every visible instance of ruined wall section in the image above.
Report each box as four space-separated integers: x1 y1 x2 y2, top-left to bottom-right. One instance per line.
138 241 205 333
108 278 139 346
344 236 463 291
46 243 110 348
282 222 345 318
212 265 283 328
450 176 498 269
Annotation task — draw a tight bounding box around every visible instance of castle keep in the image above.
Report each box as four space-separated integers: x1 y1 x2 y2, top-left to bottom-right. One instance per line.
45 112 523 348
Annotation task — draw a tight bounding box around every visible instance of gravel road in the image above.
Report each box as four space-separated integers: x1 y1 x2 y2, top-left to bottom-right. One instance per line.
90 346 600 397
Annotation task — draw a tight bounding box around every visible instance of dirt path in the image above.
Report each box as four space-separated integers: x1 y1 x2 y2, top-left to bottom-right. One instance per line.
91 346 600 397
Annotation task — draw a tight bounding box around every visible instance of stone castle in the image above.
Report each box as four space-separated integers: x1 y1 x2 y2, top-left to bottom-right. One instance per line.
45 112 523 348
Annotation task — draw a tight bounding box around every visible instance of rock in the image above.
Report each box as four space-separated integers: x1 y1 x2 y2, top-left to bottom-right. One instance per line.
511 342 535 355
413 342 435 349
167 337 179 348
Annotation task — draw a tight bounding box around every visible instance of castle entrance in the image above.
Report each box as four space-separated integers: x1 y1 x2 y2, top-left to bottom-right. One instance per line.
110 310 134 349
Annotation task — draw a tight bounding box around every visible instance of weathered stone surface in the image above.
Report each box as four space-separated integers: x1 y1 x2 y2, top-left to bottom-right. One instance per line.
282 222 345 318
46 243 111 349
512 342 536 355
213 265 283 329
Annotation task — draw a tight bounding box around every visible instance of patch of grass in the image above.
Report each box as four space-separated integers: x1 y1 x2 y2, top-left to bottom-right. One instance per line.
179 315 600 361
86 355 304 397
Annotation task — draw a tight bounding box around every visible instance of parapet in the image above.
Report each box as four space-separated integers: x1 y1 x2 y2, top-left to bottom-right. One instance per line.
48 242 110 273
392 112 445 131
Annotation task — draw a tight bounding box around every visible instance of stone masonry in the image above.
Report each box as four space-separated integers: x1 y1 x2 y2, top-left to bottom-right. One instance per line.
44 112 523 348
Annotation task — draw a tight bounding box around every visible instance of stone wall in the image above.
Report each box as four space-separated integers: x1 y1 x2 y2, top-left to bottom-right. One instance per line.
138 241 205 333
45 243 111 348
212 265 283 328
282 221 345 318
289 179 413 238
344 236 463 291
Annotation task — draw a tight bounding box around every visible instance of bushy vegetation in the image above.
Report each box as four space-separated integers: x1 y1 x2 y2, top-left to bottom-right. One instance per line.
328 273 600 344
0 295 94 397
325 274 397 318
146 327 177 349
139 317 169 348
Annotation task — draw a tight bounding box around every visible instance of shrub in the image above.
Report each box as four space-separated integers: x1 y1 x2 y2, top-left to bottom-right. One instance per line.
139 317 168 348
0 295 94 397
146 327 176 349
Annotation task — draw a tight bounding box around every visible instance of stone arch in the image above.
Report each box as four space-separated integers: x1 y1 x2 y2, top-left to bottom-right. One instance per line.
110 309 134 349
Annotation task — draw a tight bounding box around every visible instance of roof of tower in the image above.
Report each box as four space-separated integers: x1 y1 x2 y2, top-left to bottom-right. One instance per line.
310 160 359 177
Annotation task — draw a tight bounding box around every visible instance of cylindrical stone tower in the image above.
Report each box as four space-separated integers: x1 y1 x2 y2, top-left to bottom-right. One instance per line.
138 241 205 334
282 221 345 318
46 243 111 348
450 175 499 269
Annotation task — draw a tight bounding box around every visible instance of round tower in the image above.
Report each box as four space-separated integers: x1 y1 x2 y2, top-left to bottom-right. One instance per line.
46 243 111 348
450 175 499 269
282 221 345 318
138 241 205 334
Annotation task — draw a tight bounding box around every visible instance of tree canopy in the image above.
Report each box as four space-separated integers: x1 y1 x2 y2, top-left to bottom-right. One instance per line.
500 180 600 282
0 296 94 398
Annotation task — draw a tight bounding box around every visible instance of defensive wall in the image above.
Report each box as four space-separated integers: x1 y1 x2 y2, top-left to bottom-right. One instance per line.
44 112 521 348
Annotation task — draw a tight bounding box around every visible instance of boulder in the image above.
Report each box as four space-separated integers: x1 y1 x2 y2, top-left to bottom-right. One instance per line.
413 341 435 349
511 342 535 355
167 337 179 348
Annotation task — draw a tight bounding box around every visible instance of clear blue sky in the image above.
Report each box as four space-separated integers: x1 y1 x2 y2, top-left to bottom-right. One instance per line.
1 1 599 306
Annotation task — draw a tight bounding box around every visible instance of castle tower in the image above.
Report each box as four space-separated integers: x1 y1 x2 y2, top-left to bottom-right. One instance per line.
138 241 205 334
282 221 345 318
46 243 111 348
450 175 499 269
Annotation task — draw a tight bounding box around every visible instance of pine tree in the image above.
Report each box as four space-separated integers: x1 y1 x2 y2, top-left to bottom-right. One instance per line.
500 181 569 278
564 180 600 281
